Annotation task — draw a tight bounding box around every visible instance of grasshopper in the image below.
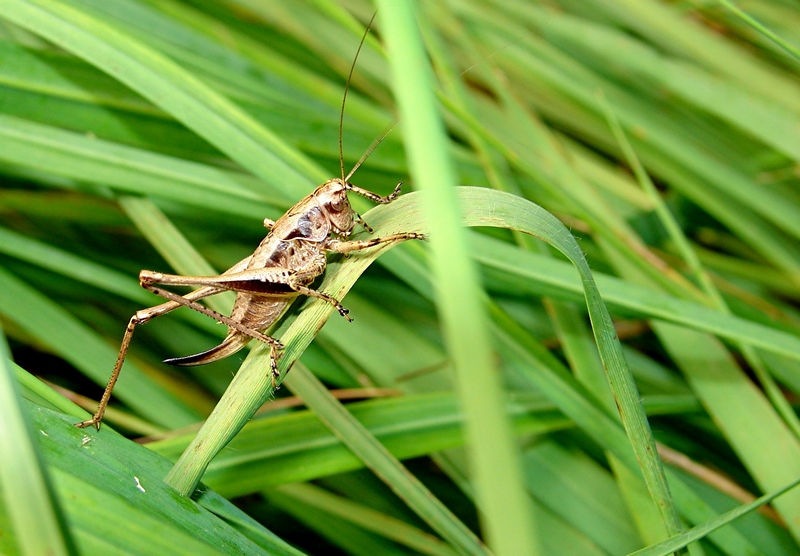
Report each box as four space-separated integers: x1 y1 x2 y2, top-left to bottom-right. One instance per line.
76 17 423 430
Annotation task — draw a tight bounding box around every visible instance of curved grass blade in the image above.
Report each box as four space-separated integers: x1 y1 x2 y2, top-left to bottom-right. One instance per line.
164 186 681 541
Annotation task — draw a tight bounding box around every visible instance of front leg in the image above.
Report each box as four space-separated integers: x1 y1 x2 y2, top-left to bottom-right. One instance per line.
325 232 426 254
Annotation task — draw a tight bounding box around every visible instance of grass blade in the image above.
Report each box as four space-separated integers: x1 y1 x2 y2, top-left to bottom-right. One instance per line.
0 325 73 556
376 4 538 554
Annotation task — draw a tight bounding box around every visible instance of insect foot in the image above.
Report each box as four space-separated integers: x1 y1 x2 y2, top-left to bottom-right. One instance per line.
76 417 102 430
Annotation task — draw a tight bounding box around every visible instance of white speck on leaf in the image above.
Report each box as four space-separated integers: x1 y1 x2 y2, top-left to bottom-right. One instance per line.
134 476 146 493
80 436 92 447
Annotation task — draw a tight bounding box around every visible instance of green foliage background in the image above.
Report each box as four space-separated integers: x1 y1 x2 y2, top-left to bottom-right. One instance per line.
1 0 800 555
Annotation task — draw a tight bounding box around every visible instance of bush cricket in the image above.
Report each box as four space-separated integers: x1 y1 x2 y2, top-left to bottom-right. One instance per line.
76 15 423 430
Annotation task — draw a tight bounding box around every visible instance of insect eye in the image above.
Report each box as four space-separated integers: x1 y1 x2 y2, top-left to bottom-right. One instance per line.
329 195 347 212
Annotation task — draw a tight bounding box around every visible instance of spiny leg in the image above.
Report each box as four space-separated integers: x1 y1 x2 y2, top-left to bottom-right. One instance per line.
75 284 282 430
75 314 140 429
75 286 225 429
288 279 353 322
142 284 283 378
348 181 403 204
326 232 426 255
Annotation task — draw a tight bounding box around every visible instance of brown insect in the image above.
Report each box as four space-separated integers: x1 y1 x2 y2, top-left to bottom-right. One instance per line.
76 16 423 430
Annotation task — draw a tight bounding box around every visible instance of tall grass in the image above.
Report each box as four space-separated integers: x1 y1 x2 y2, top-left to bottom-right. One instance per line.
1 1 800 554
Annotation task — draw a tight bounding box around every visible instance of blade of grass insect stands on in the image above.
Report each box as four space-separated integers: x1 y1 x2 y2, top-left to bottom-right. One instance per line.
0 0 324 198
376 3 539 555
0 324 73 556
162 186 683 519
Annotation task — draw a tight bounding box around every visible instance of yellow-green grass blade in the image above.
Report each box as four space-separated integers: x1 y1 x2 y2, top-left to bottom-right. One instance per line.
377 3 538 555
162 185 680 539
0 325 73 556
413 32 660 547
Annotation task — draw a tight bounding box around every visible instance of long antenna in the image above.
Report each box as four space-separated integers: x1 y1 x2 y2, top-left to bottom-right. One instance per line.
339 11 377 184
345 121 397 182
340 15 526 184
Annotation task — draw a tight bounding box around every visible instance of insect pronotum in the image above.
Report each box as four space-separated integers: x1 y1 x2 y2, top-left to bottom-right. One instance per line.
76 14 424 430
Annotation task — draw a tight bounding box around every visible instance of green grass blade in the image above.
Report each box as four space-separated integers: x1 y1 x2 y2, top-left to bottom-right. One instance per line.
283 363 488 555
376 4 538 554
0 0 322 197
28 404 304 555
275 482 460 556
0 326 73 556
717 0 800 63
630 476 800 556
